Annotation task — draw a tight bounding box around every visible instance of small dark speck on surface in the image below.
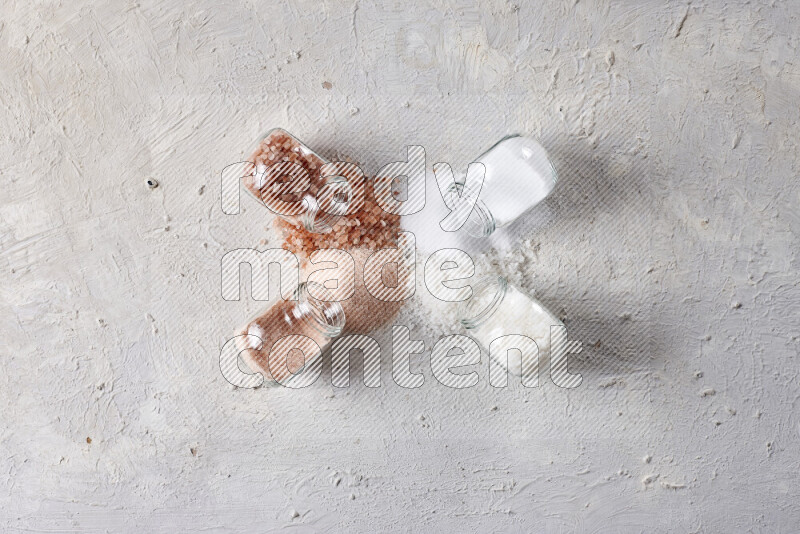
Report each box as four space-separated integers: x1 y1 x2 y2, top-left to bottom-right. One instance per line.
322 81 333 89
190 447 198 456
86 437 92 444
147 178 159 189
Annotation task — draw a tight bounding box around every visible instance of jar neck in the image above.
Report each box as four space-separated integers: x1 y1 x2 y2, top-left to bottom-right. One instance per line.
463 199 495 237
300 175 352 233
290 282 345 338
459 275 507 329
446 183 496 238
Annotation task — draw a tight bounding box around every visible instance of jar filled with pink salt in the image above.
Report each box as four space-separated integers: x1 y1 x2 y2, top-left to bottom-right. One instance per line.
245 128 354 234
235 282 345 386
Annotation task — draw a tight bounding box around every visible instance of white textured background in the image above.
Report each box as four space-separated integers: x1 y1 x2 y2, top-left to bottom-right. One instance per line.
1 1 799 532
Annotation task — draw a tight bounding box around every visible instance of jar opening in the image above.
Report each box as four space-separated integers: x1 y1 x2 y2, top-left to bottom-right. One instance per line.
463 199 495 237
459 275 507 329
446 183 496 238
300 176 353 233
294 282 345 337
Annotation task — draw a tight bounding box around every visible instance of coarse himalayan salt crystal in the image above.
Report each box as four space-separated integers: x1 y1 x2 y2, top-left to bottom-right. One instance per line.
246 129 401 255
275 182 400 257
243 130 329 208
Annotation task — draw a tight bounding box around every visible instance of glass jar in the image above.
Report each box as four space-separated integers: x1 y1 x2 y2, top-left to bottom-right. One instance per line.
245 128 353 233
235 282 345 386
454 135 558 238
458 275 563 376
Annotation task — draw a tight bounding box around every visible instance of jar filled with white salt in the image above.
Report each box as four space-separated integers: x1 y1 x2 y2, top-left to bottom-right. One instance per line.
455 135 558 237
235 282 346 386
245 128 354 233
458 275 563 376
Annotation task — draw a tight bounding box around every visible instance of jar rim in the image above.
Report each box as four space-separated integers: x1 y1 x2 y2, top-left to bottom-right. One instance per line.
294 282 346 337
300 176 353 233
445 182 496 238
459 275 507 329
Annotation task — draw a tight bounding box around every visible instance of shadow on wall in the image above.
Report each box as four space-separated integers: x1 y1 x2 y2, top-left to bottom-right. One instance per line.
539 134 669 389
